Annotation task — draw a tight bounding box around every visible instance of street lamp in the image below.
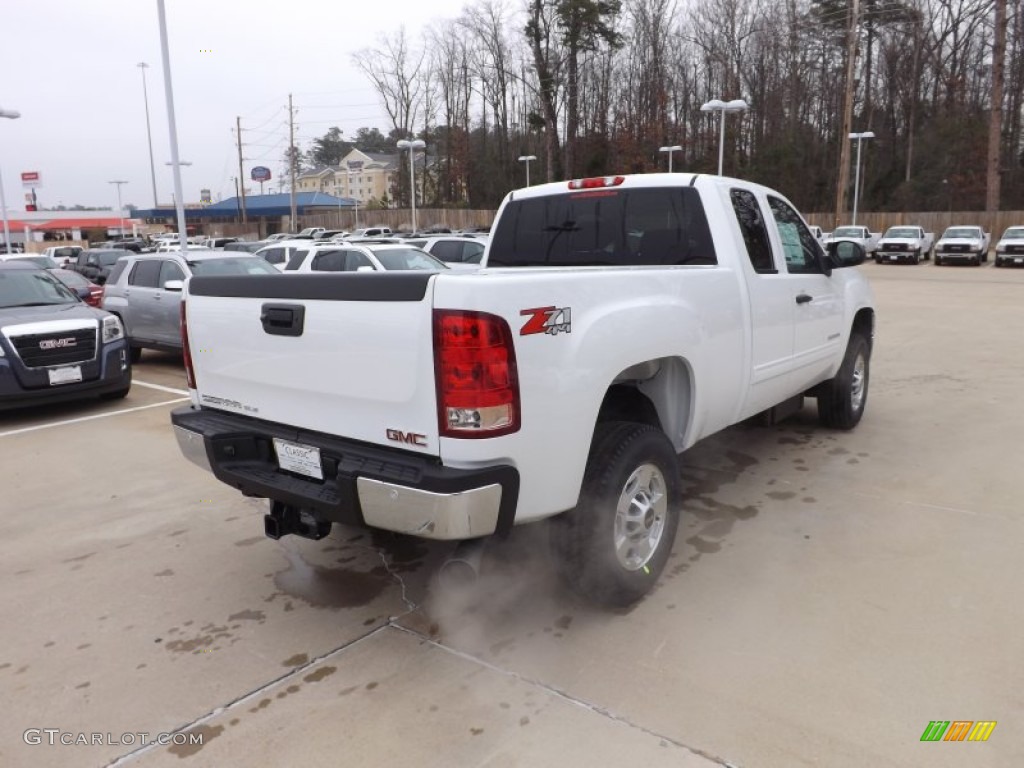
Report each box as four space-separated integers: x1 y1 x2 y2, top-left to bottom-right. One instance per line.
658 145 682 173
518 155 537 186
848 131 875 226
0 107 20 254
346 169 359 229
164 161 191 239
108 180 129 239
137 63 159 208
700 99 748 176
156 0 190 253
396 138 426 233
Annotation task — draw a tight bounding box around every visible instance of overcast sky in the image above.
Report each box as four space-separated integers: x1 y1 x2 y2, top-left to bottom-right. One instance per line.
0 0 474 210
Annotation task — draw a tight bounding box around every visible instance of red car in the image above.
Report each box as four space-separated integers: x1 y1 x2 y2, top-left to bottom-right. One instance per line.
48 268 104 307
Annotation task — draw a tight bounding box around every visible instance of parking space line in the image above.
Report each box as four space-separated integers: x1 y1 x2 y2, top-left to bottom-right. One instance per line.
133 379 190 396
0 398 188 438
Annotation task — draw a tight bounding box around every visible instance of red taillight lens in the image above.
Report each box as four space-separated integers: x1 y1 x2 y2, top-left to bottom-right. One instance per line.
180 301 196 389
568 175 625 190
434 310 520 438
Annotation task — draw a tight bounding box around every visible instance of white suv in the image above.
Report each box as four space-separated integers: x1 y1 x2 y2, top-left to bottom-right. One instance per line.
283 241 447 273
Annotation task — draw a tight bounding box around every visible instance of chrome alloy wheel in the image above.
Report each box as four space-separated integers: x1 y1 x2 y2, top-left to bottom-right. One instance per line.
851 351 867 411
614 463 667 571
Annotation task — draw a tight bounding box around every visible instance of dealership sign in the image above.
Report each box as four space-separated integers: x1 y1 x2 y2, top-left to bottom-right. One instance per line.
21 171 41 188
251 166 271 182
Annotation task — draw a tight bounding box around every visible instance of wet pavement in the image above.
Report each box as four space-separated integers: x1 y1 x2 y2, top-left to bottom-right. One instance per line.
1 263 1021 767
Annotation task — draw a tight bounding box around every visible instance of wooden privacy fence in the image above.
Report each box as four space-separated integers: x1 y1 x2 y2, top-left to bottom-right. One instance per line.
805 211 1024 236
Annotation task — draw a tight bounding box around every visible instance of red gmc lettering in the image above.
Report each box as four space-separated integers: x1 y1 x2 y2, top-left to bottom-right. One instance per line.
386 429 427 447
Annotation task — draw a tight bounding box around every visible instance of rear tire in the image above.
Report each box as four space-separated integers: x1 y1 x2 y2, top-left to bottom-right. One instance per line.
551 422 681 607
817 333 870 430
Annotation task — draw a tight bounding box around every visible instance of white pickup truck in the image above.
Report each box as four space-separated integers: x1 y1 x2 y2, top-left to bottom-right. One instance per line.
874 226 934 264
934 225 991 266
826 225 881 254
171 174 876 606
994 226 1024 268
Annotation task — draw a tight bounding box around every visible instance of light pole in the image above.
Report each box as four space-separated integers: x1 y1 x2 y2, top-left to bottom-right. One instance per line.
164 161 191 239
0 107 20 253
396 138 425 233
156 0 190 253
700 99 748 175
137 63 159 208
108 180 129 238
347 170 359 228
518 154 537 186
848 131 875 226
658 145 682 173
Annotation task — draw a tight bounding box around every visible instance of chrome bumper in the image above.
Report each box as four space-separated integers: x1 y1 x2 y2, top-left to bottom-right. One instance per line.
357 478 502 539
175 425 212 472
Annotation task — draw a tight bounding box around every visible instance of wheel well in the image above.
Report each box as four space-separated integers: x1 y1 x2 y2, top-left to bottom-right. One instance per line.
597 385 661 430
852 308 874 351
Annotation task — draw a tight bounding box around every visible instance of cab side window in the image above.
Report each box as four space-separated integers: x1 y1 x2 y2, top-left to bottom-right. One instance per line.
767 196 824 274
129 260 162 288
730 189 776 273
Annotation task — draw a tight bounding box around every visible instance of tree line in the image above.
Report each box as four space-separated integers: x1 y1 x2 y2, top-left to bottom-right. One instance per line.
325 0 1023 217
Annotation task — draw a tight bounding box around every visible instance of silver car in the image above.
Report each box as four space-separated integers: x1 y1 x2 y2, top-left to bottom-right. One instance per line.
102 251 278 361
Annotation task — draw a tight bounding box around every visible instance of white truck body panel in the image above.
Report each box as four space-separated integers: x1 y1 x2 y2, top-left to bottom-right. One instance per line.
175 173 875 532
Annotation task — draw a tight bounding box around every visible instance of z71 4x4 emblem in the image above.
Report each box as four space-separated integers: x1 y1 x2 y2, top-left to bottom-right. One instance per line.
520 306 571 336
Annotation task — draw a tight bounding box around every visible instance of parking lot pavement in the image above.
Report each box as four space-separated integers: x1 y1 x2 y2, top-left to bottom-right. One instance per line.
1 262 1021 768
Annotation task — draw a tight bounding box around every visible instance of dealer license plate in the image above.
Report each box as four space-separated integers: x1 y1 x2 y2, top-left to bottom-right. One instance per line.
1016 257 1023 264
273 438 323 480
48 365 83 386
890 255 898 261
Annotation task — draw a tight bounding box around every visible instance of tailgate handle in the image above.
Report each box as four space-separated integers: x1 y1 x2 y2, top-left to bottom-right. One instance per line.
260 303 305 336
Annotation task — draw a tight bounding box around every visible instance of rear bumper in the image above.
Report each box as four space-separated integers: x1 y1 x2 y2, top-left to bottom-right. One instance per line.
171 407 519 540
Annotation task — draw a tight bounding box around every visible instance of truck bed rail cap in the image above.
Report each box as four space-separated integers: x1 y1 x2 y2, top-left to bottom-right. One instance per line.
188 272 433 302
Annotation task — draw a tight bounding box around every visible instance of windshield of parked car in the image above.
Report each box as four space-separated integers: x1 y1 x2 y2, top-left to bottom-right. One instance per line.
884 228 918 238
368 248 448 271
94 251 124 267
0 269 80 308
1001 228 1024 239
188 257 280 276
832 227 864 237
943 228 980 238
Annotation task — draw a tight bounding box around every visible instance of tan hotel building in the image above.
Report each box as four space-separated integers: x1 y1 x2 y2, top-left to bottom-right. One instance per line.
294 149 399 206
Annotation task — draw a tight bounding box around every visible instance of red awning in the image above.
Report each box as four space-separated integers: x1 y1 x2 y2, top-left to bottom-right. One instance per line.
33 218 131 230
1 219 51 229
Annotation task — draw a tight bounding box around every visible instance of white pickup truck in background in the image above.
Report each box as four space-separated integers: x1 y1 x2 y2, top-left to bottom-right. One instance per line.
874 226 935 264
826 225 881 254
171 173 876 606
994 226 1024 268
934 225 991 266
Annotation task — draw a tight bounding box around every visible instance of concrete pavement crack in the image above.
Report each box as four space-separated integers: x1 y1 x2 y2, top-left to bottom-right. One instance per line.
389 623 738 768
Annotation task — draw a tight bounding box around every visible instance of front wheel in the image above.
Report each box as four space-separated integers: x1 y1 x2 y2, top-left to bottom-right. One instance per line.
817 333 870 430
551 422 681 607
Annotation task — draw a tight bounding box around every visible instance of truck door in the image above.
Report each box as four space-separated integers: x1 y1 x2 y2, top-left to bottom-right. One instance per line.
765 196 844 387
729 188 796 415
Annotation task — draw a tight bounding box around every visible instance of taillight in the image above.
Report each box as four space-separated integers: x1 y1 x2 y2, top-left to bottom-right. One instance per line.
434 310 520 438
180 300 196 389
568 175 624 190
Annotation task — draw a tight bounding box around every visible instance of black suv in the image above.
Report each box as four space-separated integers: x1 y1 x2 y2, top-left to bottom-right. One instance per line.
0 262 131 410
68 249 126 284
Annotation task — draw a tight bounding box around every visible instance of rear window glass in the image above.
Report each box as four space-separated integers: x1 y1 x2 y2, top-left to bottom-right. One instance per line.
488 187 715 267
369 248 446 271
188 257 279 276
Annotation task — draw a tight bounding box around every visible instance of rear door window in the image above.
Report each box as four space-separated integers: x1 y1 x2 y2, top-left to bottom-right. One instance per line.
730 189 776 273
488 186 715 267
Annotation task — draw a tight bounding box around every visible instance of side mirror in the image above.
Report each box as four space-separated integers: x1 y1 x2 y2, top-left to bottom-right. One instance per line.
163 279 184 292
828 240 866 268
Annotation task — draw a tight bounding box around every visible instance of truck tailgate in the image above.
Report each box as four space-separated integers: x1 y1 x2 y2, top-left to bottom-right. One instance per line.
185 273 440 456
